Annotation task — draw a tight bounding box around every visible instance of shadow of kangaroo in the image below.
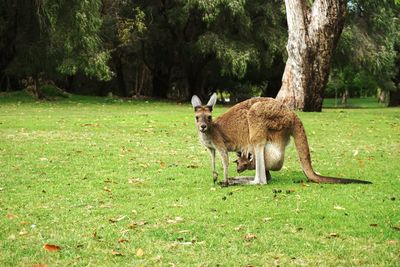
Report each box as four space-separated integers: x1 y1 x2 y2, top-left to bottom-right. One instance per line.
191 93 371 185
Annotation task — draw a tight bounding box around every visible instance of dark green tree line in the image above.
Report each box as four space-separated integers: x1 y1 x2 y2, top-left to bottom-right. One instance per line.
0 0 399 106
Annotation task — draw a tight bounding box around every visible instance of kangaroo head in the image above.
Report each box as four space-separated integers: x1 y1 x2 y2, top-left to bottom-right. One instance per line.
191 93 217 133
235 152 254 173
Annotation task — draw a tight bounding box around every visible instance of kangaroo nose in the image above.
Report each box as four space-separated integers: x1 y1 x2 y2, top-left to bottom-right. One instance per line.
201 125 207 130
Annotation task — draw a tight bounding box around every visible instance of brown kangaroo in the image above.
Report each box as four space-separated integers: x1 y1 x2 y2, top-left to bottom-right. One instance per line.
191 93 371 185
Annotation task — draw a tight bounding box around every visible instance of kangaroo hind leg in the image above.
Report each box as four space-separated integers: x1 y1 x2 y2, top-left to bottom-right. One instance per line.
250 144 267 184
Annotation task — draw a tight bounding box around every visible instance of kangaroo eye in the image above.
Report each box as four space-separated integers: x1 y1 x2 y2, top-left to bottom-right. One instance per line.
195 116 199 121
207 116 212 121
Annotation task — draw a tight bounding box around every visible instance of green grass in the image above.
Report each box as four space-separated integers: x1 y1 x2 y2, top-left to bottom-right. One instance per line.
323 97 387 108
0 92 399 266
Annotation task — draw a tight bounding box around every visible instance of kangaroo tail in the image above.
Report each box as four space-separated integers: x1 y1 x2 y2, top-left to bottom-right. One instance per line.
292 115 371 184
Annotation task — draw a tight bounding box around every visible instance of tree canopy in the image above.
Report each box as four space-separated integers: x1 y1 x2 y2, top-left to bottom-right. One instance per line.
0 0 399 106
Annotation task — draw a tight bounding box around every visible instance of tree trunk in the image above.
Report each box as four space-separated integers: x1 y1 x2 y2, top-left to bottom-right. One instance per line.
152 70 169 98
388 90 400 107
276 0 346 111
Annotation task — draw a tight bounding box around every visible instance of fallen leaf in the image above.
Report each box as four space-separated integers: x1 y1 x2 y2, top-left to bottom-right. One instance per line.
170 203 184 208
109 215 126 223
32 264 47 267
334 205 346 210
392 226 400 231
128 220 148 229
81 123 100 127
128 178 144 184
19 229 28 236
103 187 112 192
6 214 17 219
167 217 184 224
177 230 191 234
136 248 144 257
329 232 339 238
118 239 129 243
186 164 199 169
234 225 245 231
369 223 378 227
387 240 397 245
111 250 123 256
43 244 61 252
352 150 359 157
8 234 16 240
0 187 4 191
262 217 272 223
244 233 257 242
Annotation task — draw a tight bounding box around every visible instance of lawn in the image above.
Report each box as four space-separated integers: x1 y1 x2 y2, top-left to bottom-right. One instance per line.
0 92 399 266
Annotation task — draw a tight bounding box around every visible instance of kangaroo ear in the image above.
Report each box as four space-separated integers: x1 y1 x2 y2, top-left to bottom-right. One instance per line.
191 95 202 109
206 93 217 110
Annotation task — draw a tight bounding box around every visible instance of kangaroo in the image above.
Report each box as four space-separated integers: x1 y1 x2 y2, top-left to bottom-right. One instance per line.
191 93 371 185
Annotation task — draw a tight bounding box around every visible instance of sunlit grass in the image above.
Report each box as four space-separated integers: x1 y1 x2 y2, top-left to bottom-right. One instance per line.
0 92 399 266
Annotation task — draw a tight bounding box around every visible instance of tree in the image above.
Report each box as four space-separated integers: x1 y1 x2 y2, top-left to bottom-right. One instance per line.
114 0 286 100
0 0 111 97
331 0 400 106
276 0 347 111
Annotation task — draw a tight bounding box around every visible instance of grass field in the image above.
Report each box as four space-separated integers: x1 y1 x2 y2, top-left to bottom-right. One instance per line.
0 92 399 266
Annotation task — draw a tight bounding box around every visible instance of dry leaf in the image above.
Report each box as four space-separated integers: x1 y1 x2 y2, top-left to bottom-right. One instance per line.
167 217 184 224
43 244 61 252
392 225 400 231
234 225 245 231
262 217 272 223
128 221 147 229
186 164 199 169
19 229 28 236
128 178 144 184
118 239 129 243
329 232 339 238
177 230 191 234
109 215 126 223
6 214 18 219
32 264 47 267
387 240 397 245
81 123 99 127
111 250 123 256
136 248 144 257
334 205 345 210
369 223 378 227
103 187 112 192
244 233 257 242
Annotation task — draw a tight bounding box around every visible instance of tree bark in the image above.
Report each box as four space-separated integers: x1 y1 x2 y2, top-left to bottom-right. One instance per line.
276 0 347 111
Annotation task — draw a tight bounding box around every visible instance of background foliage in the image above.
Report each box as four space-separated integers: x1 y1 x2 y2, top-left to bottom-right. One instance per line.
0 0 399 104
